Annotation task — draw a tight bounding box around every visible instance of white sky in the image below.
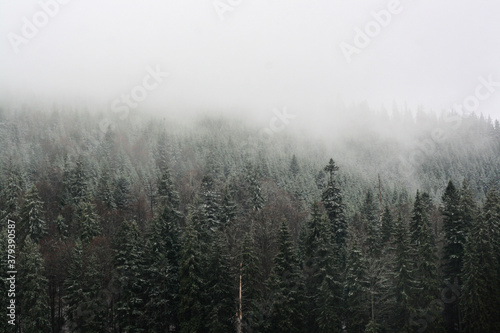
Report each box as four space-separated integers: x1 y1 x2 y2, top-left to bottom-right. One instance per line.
1 0 499 122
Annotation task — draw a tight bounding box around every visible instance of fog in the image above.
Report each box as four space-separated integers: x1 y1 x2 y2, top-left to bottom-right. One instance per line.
1 0 500 129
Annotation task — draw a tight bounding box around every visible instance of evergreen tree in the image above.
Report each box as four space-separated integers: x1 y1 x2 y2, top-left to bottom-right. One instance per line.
362 190 381 257
380 205 394 245
201 175 221 232
390 213 415 332
74 196 101 243
18 236 50 332
461 209 500 332
344 232 370 332
145 204 181 331
321 159 347 251
114 220 147 332
441 180 463 331
64 241 108 332
0 162 23 221
205 231 235 332
239 232 263 332
289 154 300 177
179 216 204 333
19 184 47 243
113 174 131 209
269 221 305 333
157 162 180 209
69 156 88 204
97 163 115 209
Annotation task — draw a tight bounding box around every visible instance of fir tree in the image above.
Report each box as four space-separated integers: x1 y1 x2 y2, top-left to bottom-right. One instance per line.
201 175 221 232
19 184 47 243
461 209 500 332
380 205 394 245
74 196 101 243
114 220 147 332
289 154 300 177
321 159 347 251
145 204 181 331
269 221 305 333
239 232 263 332
178 216 204 333
157 162 180 209
18 236 50 332
205 231 235 332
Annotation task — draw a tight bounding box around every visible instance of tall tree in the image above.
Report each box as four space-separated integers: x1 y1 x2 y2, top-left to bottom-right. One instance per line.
19 184 47 243
178 216 204 333
269 221 305 333
18 236 50 332
321 159 347 251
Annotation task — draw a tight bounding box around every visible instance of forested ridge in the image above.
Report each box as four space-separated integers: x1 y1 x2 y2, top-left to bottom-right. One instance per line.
0 106 499 332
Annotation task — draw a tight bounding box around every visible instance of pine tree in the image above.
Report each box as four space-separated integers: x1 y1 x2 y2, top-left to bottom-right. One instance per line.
440 180 462 331
289 154 300 177
201 175 221 232
19 184 47 243
344 231 370 333
0 162 23 221
64 241 108 333
18 236 50 332
114 220 147 332
145 204 181 331
205 231 236 332
269 221 305 333
97 163 115 209
157 162 180 209
362 190 381 257
74 196 101 243
390 213 415 332
410 191 442 331
179 216 204 333
113 174 131 209
300 202 341 332
380 205 394 245
69 156 88 204
239 232 263 332
321 159 347 251
461 209 500 332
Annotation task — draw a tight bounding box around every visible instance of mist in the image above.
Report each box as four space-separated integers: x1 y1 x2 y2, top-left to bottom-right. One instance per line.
1 0 500 129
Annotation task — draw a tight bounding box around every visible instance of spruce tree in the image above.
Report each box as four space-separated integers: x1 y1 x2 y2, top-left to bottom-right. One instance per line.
239 232 263 332
114 220 147 332
461 209 500 332
19 184 47 243
74 196 101 243
390 213 415 332
380 205 394 245
178 216 204 333
289 154 300 177
145 204 181 331
205 231 235 332
321 159 347 251
269 221 305 333
18 236 50 332
344 231 370 332
157 162 180 209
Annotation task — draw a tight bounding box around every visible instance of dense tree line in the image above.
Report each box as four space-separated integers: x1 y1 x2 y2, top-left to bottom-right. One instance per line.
0 106 499 332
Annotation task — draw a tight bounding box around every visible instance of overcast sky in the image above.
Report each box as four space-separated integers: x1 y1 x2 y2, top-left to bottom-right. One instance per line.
1 0 500 123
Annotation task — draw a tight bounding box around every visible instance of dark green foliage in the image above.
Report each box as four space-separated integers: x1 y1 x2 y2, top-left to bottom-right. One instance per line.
321 159 347 250
18 236 50 332
205 232 236 332
179 217 204 333
461 197 500 332
64 241 108 332
74 196 101 243
290 154 300 177
19 184 47 243
145 204 181 331
380 205 394 245
114 221 148 332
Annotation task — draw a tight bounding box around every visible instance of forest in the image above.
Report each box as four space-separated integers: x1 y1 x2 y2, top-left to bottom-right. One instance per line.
0 105 499 333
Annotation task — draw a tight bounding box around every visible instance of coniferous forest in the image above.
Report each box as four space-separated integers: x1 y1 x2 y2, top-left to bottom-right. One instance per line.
0 106 499 333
